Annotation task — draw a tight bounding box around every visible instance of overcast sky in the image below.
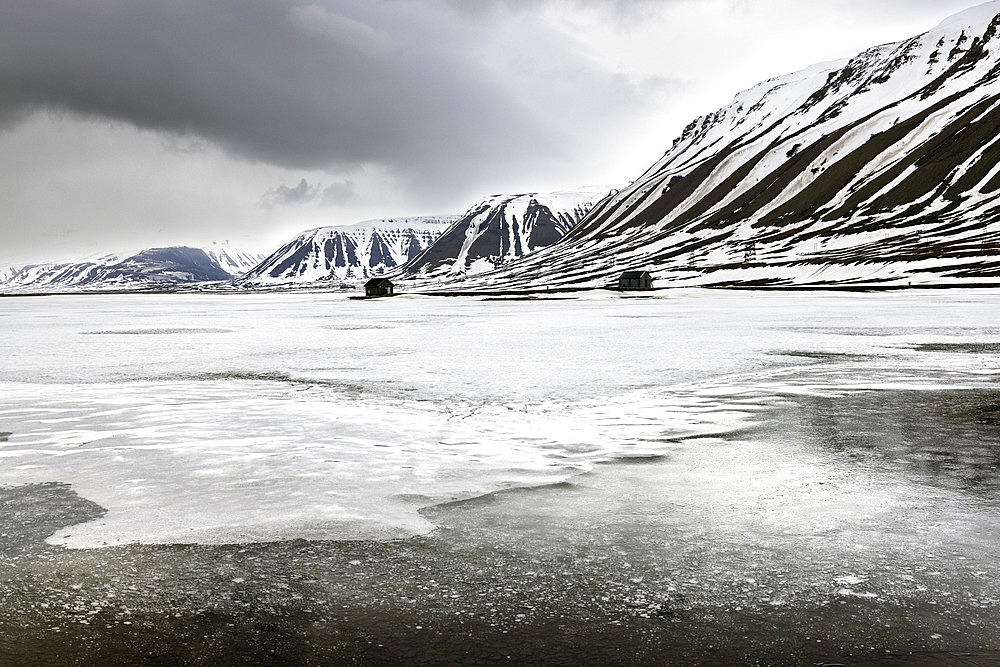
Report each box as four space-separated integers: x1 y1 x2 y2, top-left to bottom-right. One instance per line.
0 0 980 265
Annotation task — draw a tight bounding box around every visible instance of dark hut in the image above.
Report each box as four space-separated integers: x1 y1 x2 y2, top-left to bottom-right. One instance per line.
618 270 653 291
364 277 394 297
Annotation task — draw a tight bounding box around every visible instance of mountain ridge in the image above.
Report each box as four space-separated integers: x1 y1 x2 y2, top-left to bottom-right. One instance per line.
454 2 1000 290
0 245 266 292
234 216 459 287
395 187 607 281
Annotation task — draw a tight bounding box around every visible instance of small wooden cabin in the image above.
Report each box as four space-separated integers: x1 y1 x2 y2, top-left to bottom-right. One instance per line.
618 270 653 291
364 277 394 297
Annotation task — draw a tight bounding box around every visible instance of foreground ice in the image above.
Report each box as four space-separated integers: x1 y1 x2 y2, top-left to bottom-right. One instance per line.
0 289 997 548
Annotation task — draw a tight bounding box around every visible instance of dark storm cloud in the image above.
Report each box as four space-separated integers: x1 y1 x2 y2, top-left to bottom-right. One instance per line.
434 0 673 18
0 0 597 189
0 0 969 226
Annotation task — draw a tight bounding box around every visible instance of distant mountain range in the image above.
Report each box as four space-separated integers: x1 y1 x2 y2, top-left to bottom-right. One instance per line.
234 188 603 288
0 188 601 292
5 3 1000 293
0 246 264 292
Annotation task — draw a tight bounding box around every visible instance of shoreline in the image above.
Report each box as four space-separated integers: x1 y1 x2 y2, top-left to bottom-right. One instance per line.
3 387 1000 665
3 281 1000 298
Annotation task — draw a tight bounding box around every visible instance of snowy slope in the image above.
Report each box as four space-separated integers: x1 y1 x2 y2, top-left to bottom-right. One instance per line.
468 2 1000 290
0 246 266 292
235 217 458 286
397 187 607 279
205 247 267 278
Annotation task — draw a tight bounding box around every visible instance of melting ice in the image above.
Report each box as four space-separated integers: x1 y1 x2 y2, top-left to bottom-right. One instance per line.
0 289 997 548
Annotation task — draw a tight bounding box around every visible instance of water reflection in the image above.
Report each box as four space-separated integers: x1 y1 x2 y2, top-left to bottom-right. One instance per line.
783 389 1000 496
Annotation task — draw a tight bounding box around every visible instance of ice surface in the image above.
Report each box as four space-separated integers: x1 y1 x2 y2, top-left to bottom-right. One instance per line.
0 290 998 549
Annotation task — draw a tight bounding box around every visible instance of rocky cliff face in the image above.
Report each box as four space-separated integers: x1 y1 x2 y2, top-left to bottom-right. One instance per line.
397 188 606 279
470 2 1000 290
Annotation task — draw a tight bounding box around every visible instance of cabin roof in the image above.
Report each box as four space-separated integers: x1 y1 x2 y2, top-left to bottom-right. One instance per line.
365 277 393 288
619 270 651 280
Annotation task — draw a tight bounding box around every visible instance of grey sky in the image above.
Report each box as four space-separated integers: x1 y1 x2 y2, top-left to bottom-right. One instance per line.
0 0 980 264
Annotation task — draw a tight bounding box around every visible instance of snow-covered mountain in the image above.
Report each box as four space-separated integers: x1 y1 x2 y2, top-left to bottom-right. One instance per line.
468 2 1000 290
396 188 606 279
235 217 458 287
206 247 267 278
230 188 603 288
0 246 266 292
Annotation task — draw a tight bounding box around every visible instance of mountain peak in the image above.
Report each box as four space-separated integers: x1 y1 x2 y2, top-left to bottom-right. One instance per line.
465 6 1000 290
399 187 610 280
236 215 459 287
934 0 1000 31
